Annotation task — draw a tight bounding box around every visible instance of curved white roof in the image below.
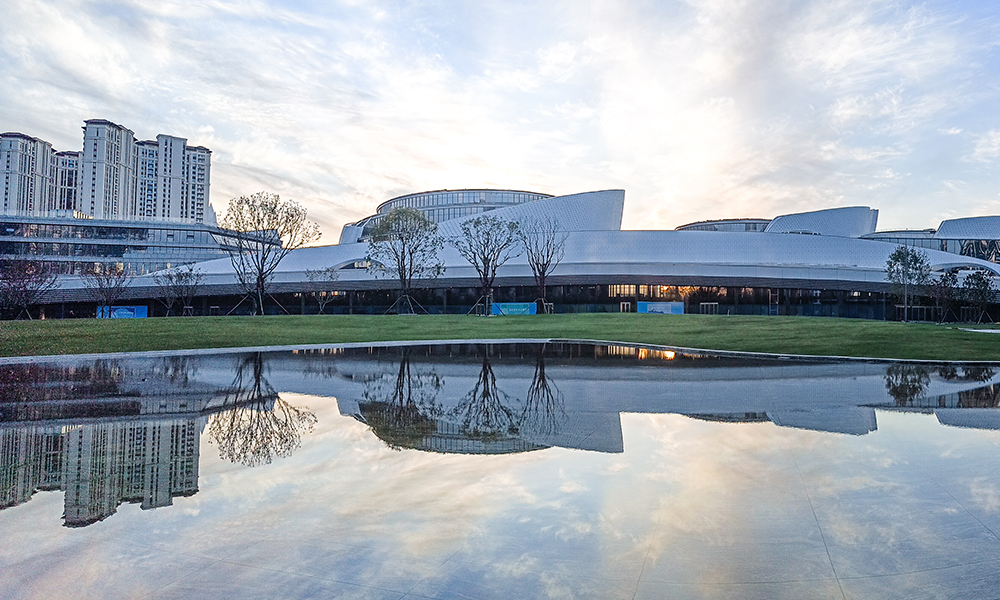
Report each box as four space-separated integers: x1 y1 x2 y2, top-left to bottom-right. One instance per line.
436 189 624 237
765 206 878 238
115 191 999 297
147 222 1000 293
935 216 1000 239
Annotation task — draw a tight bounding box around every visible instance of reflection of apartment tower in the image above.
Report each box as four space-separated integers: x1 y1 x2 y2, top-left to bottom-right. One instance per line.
0 132 55 215
80 119 137 220
0 426 63 509
61 418 201 527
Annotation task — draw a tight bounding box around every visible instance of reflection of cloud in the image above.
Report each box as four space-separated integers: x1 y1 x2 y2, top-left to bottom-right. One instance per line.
201 394 546 559
969 477 1000 513
8 401 1000 596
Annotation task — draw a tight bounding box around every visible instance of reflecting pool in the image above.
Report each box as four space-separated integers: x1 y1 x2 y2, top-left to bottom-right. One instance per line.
2 342 1000 599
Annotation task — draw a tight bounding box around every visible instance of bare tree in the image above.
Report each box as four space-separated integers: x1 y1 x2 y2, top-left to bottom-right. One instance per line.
83 263 134 318
305 265 340 314
885 246 931 322
153 264 204 316
221 192 321 315
928 271 959 323
365 208 444 314
208 353 318 466
0 260 58 320
450 215 521 313
518 217 567 313
961 269 996 323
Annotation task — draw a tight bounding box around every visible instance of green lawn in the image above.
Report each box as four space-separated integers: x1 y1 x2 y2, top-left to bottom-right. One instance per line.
1 314 998 361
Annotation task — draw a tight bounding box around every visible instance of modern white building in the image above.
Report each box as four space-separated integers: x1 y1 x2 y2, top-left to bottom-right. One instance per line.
22 187 1000 319
38 187 983 318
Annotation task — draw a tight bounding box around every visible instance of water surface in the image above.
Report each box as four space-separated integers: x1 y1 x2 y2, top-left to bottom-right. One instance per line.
2 343 1000 599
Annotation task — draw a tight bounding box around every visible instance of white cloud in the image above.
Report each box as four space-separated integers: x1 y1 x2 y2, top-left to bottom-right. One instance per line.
0 0 998 237
969 130 1000 163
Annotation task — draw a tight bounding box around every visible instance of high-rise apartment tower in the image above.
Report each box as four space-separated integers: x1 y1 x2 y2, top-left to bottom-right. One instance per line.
1 119 214 224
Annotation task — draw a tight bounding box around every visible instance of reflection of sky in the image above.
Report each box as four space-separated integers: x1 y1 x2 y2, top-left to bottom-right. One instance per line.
4 397 1000 599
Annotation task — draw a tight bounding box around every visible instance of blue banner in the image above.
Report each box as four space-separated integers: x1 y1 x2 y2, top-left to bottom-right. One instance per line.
637 302 684 315
491 302 538 315
97 306 148 319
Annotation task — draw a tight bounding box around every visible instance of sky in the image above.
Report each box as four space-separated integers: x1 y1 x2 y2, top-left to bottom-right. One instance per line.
1 0 1000 243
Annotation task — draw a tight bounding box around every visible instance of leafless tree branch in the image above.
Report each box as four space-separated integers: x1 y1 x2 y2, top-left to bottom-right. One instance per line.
83 263 134 317
208 353 318 466
0 260 59 320
366 208 444 312
518 217 567 310
450 215 521 303
305 266 340 314
153 264 204 316
221 192 321 315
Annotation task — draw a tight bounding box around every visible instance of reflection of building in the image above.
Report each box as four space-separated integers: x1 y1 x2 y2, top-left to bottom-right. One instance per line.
0 418 201 526
0 356 226 525
0 425 63 510
0 352 317 525
355 402 550 455
413 420 548 454
320 343 1000 450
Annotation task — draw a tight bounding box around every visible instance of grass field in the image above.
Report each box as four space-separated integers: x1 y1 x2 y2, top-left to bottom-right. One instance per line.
1 313 998 361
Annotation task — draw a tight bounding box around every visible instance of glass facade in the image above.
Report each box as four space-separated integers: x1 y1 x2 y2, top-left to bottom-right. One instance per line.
351 189 552 240
0 216 255 275
378 190 550 213
675 219 770 232
864 233 1000 264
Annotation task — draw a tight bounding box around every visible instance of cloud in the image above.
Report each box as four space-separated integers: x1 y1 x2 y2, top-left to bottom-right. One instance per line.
0 0 999 238
969 130 1000 163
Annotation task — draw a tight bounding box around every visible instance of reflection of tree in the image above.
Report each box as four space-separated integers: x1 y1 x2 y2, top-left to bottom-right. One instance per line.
519 350 566 436
957 385 1000 408
936 365 959 381
950 366 999 407
885 364 931 406
961 366 996 383
208 354 317 466
450 357 519 438
358 351 442 450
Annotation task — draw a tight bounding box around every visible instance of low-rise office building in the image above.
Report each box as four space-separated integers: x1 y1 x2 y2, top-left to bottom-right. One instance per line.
0 213 255 275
